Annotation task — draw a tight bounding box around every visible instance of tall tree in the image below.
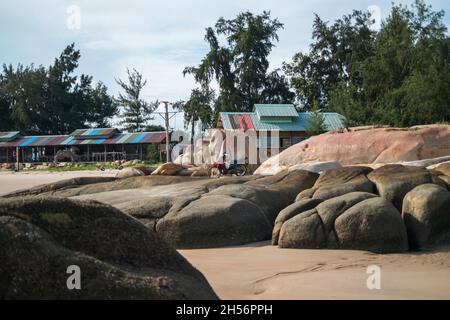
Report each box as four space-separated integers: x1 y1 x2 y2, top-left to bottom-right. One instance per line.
0 43 118 134
284 10 375 110
285 0 449 126
173 87 214 144
80 80 118 128
115 68 157 132
0 63 48 133
185 11 293 116
355 0 450 126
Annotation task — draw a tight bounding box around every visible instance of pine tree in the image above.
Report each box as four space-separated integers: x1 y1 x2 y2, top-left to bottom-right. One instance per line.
115 68 157 132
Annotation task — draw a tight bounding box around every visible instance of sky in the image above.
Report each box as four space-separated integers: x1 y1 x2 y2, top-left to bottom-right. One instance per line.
0 0 449 130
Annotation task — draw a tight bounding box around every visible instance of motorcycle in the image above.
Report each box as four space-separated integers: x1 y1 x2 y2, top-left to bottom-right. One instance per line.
208 154 247 178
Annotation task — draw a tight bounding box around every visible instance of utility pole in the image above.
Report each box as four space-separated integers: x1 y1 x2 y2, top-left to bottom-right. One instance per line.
162 101 170 162
156 101 178 162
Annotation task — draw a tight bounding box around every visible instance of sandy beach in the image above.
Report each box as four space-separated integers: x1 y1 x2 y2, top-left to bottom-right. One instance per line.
180 242 450 300
0 170 118 196
1 171 450 300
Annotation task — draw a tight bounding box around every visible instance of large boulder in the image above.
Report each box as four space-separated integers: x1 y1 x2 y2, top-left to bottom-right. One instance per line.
156 195 272 249
278 193 408 253
316 192 378 248
278 208 326 249
207 184 282 223
431 161 450 177
190 166 209 177
3 177 117 198
402 184 450 249
401 155 450 168
176 168 195 176
131 165 155 175
118 196 177 229
151 162 184 176
248 170 319 211
367 165 435 210
438 175 450 189
155 170 319 248
278 192 377 249
296 166 374 201
0 197 218 299
334 197 409 252
115 167 146 178
430 161 450 189
287 161 342 174
272 198 323 245
311 175 374 200
177 166 210 177
313 166 373 188
255 125 450 175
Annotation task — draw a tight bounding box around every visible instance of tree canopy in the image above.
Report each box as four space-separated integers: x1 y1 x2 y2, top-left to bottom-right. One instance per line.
0 43 117 134
284 0 450 127
184 11 294 118
1 2 449 135
115 68 158 132
173 87 214 143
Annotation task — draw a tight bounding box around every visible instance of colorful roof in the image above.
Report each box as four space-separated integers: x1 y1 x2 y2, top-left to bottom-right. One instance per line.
220 112 345 131
0 132 166 147
70 128 119 139
254 104 299 118
0 131 22 142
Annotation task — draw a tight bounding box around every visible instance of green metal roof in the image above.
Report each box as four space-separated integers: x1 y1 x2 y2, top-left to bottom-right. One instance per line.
0 131 22 142
254 104 299 118
220 112 346 131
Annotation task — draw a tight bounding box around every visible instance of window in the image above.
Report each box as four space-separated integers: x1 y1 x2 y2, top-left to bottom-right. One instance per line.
280 137 291 148
292 136 307 145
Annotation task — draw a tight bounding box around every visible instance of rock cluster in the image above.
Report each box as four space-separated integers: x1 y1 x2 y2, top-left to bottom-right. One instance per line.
156 170 318 248
0 197 218 299
3 162 450 254
255 125 450 175
274 164 450 252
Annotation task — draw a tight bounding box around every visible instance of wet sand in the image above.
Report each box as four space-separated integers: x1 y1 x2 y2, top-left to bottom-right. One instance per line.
1 171 450 299
180 242 450 300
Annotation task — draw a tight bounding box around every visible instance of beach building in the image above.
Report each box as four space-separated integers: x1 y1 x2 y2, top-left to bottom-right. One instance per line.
218 104 346 150
0 128 167 163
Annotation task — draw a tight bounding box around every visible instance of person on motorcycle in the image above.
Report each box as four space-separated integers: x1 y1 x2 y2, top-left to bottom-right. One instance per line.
222 152 230 169
208 151 247 178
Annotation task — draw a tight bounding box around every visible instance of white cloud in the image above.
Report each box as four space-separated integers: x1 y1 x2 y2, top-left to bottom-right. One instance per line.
3 0 448 113
113 54 196 102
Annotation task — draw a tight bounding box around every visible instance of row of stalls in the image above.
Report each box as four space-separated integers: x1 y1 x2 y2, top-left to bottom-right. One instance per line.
0 128 167 163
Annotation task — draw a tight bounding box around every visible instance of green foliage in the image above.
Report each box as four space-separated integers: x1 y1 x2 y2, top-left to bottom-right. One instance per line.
185 11 294 114
285 0 450 127
284 10 375 110
328 82 362 127
306 100 326 135
173 87 214 141
145 124 165 132
115 68 158 132
146 143 160 163
0 43 118 134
